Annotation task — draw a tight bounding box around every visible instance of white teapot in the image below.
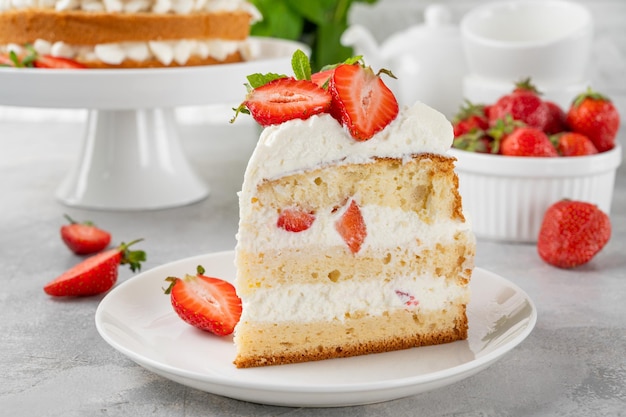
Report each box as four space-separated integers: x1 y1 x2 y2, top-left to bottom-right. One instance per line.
341 4 467 118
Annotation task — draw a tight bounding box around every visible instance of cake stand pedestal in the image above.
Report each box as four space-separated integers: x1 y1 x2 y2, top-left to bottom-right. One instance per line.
0 38 305 210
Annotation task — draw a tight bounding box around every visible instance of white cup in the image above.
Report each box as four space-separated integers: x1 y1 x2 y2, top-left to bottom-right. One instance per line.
460 0 593 86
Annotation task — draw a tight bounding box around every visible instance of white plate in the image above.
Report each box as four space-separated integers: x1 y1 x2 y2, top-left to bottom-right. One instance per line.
0 37 307 109
95 251 537 407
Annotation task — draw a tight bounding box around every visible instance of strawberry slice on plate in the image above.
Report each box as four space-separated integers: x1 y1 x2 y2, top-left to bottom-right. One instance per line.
243 77 332 126
328 63 399 141
44 239 146 297
164 265 242 336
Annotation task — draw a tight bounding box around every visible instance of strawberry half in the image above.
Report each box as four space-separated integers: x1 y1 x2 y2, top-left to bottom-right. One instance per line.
335 199 367 254
44 239 145 297
277 207 316 232
243 77 331 126
164 265 242 336
328 63 399 141
61 214 111 255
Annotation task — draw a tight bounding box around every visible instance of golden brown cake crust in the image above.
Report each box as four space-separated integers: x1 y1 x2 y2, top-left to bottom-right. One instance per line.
0 9 252 45
234 305 469 368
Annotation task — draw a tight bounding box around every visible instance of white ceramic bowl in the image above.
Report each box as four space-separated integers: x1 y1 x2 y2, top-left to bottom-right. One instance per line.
460 0 593 86
448 145 623 243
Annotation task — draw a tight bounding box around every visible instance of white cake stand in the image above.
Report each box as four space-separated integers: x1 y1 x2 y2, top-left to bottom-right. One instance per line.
0 38 305 210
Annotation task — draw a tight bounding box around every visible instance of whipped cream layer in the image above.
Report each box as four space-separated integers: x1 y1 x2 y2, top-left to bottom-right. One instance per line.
238 203 470 254
241 102 454 189
0 0 262 18
239 274 469 323
2 37 256 65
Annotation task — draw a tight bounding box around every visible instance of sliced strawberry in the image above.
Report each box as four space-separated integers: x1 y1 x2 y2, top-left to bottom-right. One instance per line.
277 207 316 232
311 68 335 88
164 266 242 336
34 55 86 69
335 199 367 254
328 63 398 141
61 214 111 255
44 239 145 297
243 77 331 126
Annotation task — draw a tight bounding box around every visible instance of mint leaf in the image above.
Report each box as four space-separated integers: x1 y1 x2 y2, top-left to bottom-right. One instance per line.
291 49 311 81
246 72 286 88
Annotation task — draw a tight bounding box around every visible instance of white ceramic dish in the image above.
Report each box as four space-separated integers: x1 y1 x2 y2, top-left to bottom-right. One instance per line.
95 250 537 408
0 37 308 210
460 0 592 86
0 37 306 109
449 145 623 243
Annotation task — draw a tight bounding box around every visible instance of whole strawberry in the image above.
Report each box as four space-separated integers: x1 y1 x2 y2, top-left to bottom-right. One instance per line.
489 78 549 131
500 126 558 157
61 214 111 255
164 265 242 336
537 200 611 268
452 100 489 137
550 132 598 156
44 239 145 296
566 88 620 152
543 100 568 135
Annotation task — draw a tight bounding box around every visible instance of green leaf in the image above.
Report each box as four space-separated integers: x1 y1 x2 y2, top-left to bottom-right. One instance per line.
246 72 286 88
249 0 304 40
291 49 311 80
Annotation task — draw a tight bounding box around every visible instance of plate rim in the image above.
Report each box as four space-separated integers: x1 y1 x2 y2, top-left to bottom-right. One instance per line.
95 250 537 396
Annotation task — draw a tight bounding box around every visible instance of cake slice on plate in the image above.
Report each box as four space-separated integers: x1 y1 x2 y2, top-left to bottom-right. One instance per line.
232 52 475 368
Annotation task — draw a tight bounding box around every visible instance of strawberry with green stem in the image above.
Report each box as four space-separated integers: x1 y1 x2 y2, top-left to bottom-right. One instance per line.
164 265 242 336
566 88 620 152
452 99 489 138
488 78 549 131
61 214 111 255
44 239 146 297
231 50 331 127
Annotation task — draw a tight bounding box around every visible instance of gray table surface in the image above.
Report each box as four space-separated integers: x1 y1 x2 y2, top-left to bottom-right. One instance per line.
1 108 624 417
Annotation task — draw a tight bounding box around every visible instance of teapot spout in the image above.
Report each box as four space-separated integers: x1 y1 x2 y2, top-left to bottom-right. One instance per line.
341 25 385 69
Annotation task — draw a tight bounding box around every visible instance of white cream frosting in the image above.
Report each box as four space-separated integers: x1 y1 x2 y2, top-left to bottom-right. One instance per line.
0 0 262 19
241 102 454 189
2 38 255 65
239 275 469 323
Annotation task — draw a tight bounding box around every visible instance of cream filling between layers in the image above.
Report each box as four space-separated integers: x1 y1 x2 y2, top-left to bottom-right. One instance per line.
2 38 257 65
238 275 469 323
238 204 471 254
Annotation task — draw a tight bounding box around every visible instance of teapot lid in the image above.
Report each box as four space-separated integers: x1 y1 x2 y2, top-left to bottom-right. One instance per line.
382 5 461 56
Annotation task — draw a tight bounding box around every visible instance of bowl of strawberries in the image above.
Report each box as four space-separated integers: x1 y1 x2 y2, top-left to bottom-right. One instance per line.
448 79 622 242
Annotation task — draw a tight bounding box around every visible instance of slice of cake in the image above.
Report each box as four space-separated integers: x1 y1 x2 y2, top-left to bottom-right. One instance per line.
0 0 260 68
232 53 475 368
